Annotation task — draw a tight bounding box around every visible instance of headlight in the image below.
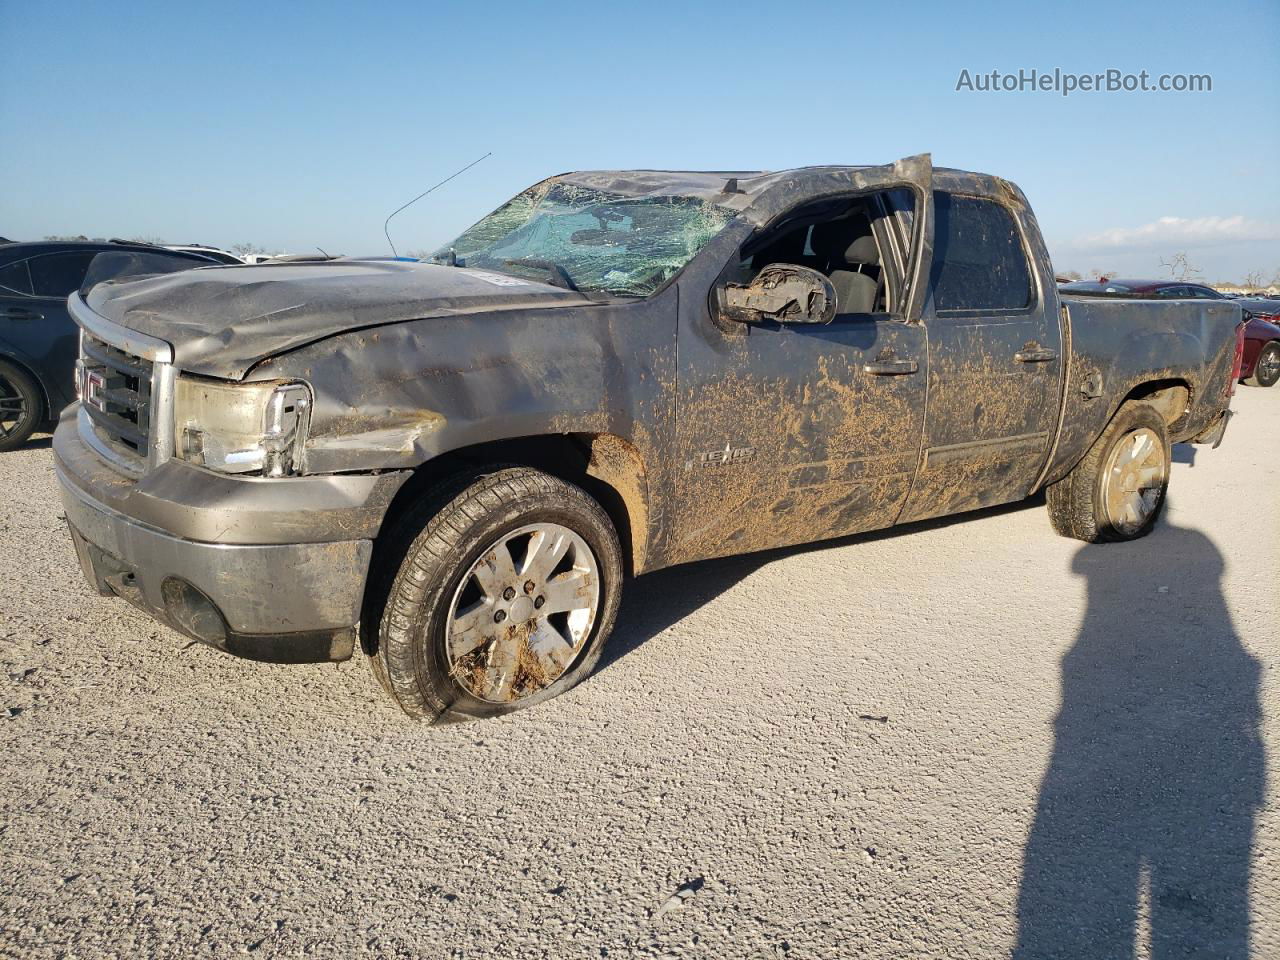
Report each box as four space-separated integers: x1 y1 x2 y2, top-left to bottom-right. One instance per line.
173 377 312 477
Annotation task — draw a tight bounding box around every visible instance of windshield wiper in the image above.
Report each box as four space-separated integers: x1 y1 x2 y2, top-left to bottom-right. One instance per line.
504 258 579 292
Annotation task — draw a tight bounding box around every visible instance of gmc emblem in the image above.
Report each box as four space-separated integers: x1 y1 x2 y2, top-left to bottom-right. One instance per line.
83 370 107 413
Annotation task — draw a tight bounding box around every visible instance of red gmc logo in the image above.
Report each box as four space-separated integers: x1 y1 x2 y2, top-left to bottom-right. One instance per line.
84 370 106 413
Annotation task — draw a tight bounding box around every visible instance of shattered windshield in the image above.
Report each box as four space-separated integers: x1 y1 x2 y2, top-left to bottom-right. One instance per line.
430 180 736 297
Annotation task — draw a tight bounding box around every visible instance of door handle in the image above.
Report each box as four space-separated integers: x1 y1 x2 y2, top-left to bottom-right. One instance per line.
1 308 43 321
863 358 919 375
1015 345 1057 363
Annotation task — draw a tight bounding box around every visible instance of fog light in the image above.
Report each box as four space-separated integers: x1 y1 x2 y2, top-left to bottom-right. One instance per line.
161 578 228 646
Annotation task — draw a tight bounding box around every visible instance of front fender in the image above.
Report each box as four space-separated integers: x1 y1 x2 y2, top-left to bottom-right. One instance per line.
248 290 678 476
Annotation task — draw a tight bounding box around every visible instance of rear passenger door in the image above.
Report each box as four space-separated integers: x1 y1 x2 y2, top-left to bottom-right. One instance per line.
898 191 1061 522
1 251 102 413
1 251 98 411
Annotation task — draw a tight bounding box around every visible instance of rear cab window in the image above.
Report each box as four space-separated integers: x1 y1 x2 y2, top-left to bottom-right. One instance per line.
929 193 1032 312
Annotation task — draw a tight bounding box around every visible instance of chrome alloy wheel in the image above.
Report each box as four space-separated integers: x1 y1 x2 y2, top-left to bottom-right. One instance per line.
445 523 600 703
1257 345 1280 386
1102 427 1167 535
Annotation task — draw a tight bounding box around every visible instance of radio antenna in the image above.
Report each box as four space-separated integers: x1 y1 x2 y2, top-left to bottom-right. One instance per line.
383 151 492 258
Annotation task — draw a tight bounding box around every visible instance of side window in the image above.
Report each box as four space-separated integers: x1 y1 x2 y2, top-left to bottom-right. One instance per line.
27 251 98 298
929 193 1032 311
1156 286 1188 299
0 259 33 296
1188 285 1222 299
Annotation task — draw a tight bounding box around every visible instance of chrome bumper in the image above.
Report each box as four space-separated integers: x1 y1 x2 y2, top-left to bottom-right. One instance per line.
54 407 410 662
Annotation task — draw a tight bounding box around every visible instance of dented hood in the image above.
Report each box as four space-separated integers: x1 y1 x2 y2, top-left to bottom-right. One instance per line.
83 259 586 379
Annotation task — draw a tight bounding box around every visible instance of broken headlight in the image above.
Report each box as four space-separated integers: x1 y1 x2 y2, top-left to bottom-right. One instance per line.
173 377 312 477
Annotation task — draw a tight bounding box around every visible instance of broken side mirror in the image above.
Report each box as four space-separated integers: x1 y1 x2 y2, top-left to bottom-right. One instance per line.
716 264 837 326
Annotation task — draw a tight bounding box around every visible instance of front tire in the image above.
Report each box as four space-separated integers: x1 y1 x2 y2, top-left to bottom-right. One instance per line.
1245 342 1280 387
1046 401 1170 543
365 467 624 721
0 360 42 453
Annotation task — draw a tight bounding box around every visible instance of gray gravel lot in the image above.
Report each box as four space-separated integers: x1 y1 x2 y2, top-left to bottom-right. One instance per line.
1 389 1276 959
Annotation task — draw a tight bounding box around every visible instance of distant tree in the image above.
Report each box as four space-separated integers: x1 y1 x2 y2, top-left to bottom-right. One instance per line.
1062 270 1083 281
231 242 267 258
44 234 89 241
1159 252 1202 281
405 249 435 261
125 235 167 245
1088 268 1114 281
1242 270 1265 290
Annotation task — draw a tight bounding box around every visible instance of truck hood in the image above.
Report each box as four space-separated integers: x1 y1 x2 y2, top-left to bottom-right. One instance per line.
83 260 587 379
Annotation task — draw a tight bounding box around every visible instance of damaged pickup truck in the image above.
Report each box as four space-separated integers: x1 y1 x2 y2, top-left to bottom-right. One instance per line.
54 155 1244 721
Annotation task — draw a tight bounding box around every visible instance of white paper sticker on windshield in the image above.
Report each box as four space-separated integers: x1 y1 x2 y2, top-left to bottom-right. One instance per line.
466 270 530 287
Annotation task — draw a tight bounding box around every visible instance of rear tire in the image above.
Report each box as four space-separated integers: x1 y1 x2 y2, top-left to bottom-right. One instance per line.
0 360 42 453
1245 342 1280 387
363 466 623 721
1046 401 1170 543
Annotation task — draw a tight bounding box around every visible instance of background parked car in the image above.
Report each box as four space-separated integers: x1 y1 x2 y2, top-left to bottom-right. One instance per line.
0 240 216 450
1240 316 1280 387
163 244 245 265
1058 278 1279 387
1059 278 1225 299
1232 298 1280 388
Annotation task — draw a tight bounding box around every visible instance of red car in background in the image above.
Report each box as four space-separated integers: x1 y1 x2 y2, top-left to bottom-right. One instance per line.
1232 297 1280 387
1059 279 1280 387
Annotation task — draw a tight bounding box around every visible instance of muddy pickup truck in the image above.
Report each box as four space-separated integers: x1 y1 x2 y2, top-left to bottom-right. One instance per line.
54 155 1243 721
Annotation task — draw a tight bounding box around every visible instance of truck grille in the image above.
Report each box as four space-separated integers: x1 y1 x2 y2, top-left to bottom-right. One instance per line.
79 332 153 461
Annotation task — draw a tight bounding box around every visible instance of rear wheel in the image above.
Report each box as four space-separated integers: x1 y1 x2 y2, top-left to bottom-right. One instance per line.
365 466 623 721
1046 401 1170 543
1245 342 1280 387
0 360 42 453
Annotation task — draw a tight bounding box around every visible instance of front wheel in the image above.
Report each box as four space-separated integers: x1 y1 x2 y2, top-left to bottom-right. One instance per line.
1245 342 1280 387
1046 400 1170 543
366 467 624 721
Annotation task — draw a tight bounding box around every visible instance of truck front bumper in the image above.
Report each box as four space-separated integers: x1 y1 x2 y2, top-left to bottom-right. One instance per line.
54 407 409 663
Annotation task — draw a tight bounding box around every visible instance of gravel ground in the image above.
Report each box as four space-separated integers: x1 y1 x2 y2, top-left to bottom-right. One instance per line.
1 389 1276 959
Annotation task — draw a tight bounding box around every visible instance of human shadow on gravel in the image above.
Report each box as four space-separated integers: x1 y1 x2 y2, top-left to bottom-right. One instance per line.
598 494 1044 673
1015 516 1265 959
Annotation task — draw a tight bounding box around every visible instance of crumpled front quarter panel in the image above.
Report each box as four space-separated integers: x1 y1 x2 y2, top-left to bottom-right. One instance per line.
251 288 679 477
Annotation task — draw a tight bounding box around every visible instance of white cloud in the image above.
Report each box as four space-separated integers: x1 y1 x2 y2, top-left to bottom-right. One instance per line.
1081 215 1278 249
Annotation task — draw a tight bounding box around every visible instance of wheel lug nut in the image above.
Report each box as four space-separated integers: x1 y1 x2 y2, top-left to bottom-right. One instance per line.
534 596 545 609
524 580 536 594
502 587 516 601
494 610 507 623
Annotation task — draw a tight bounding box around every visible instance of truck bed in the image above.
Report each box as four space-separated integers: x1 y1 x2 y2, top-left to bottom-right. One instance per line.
1041 294 1241 486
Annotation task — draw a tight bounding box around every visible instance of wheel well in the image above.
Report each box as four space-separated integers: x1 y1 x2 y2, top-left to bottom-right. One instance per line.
0 354 49 422
375 433 649 577
1120 379 1191 427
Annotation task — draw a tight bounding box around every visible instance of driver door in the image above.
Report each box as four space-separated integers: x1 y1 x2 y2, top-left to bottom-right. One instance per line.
666 170 935 566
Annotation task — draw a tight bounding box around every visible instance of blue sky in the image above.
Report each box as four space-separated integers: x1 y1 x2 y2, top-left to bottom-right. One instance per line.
2 0 1277 281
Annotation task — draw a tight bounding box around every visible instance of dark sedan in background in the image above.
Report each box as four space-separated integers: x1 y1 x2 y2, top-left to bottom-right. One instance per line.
1059 278 1280 388
0 240 215 450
